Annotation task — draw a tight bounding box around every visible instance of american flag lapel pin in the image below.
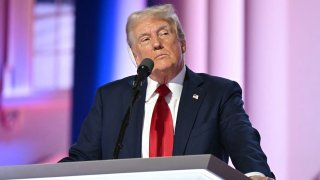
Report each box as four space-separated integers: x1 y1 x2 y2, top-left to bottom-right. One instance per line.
192 94 199 100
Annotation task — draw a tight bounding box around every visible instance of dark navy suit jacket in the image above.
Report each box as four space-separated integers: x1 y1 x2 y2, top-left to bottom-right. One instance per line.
61 67 274 178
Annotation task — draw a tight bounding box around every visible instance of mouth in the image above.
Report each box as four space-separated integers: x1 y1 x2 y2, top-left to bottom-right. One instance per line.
155 54 168 60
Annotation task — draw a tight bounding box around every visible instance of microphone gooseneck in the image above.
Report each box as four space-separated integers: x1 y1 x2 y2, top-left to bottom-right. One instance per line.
113 58 154 159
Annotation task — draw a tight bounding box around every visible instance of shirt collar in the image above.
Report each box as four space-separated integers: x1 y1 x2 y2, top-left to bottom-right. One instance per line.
145 65 186 102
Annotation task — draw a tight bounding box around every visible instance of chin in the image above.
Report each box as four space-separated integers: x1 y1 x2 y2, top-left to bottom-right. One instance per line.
154 62 174 71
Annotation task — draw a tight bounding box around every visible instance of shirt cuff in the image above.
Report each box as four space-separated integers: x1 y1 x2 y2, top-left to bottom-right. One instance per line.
245 172 266 177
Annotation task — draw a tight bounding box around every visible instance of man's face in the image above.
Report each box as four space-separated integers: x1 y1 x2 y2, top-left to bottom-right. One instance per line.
130 18 186 83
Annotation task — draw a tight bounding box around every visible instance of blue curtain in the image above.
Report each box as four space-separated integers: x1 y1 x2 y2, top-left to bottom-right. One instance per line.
71 1 118 143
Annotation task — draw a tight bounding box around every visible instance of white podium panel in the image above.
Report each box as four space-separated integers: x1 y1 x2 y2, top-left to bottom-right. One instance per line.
14 169 223 180
0 155 249 180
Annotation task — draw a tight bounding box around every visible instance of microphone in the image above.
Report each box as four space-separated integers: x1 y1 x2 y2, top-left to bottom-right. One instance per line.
134 58 154 88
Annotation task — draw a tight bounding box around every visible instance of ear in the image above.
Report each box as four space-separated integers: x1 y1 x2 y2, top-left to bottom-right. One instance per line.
180 39 186 53
127 46 140 66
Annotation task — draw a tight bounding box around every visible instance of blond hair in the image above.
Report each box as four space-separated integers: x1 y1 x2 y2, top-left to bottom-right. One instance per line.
126 4 185 47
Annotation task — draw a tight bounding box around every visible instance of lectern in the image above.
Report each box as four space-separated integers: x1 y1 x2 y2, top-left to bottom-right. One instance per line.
0 154 249 179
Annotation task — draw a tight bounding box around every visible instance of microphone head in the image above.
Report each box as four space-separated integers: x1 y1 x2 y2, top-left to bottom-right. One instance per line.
137 58 154 77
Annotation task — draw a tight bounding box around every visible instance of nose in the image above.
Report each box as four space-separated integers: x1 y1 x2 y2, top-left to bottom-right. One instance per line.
152 37 163 51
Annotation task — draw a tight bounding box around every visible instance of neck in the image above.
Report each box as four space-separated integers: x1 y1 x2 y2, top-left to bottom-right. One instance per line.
150 64 184 84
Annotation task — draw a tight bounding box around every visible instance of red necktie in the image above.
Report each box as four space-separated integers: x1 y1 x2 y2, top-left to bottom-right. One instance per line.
149 84 174 157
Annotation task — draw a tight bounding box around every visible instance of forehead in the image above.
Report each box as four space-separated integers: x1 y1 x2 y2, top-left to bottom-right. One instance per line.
132 18 173 35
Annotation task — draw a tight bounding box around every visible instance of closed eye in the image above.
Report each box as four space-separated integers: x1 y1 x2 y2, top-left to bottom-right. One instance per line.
159 31 169 36
140 36 150 43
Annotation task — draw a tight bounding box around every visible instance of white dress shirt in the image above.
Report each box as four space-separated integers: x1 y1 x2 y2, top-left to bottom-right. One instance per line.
141 66 186 158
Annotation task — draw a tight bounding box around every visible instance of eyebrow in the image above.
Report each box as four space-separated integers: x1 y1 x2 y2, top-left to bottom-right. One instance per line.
156 25 170 33
137 25 170 40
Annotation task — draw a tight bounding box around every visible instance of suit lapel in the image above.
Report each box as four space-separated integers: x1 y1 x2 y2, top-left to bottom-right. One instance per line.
173 67 206 155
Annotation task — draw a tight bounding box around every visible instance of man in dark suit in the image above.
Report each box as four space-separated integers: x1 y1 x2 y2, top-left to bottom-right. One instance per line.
60 4 274 179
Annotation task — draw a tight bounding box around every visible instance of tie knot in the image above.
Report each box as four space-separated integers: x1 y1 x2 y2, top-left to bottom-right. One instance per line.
156 84 171 97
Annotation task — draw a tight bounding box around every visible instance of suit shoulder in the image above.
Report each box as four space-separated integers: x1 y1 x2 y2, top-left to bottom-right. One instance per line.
196 73 240 89
97 75 135 94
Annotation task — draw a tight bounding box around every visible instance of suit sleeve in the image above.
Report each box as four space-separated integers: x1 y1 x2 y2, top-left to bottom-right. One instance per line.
218 81 275 178
59 88 103 162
